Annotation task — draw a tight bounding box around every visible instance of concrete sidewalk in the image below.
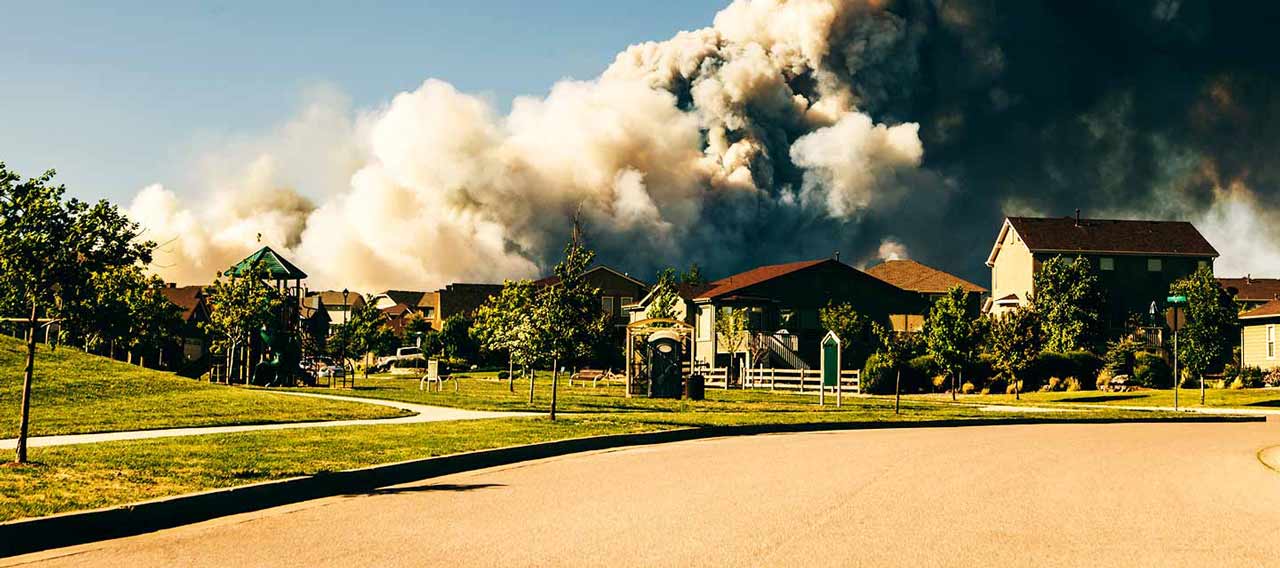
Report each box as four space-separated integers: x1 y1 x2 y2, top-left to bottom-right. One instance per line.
0 392 536 450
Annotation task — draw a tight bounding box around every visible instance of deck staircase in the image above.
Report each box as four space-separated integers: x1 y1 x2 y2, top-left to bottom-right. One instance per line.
749 332 811 370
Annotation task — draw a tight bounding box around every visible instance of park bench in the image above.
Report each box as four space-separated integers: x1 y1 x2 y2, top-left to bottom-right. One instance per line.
569 368 615 388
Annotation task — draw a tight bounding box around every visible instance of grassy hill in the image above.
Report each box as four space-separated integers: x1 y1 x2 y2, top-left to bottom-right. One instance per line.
0 335 405 438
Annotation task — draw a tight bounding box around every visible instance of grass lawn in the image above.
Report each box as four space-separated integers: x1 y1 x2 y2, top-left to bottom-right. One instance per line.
904 388 1280 409
0 379 1193 522
0 336 406 438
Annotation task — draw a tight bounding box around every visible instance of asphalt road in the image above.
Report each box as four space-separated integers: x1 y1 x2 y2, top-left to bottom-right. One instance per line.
8 422 1280 567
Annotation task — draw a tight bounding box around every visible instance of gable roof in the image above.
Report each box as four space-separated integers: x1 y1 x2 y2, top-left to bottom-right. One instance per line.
374 290 429 307
159 286 205 322
630 281 717 310
225 246 308 280
865 259 987 294
308 290 366 309
694 259 830 301
990 217 1217 265
535 265 648 289
1240 299 1280 320
1218 277 1280 303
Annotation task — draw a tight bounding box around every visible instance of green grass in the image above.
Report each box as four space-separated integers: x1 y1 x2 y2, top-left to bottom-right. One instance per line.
904 387 1280 409
0 336 406 438
0 383 1191 522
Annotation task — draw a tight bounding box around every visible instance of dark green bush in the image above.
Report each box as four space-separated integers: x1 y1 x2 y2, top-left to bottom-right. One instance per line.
1132 352 1171 388
861 352 933 394
498 370 511 380
1065 351 1103 387
1025 351 1103 391
1104 337 1141 375
861 353 894 394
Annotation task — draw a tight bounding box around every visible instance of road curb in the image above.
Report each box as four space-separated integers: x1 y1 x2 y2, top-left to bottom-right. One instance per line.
0 414 1260 557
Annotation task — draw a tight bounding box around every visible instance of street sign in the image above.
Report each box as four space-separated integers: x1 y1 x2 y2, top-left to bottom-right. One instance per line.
1167 295 1188 304
1165 306 1185 332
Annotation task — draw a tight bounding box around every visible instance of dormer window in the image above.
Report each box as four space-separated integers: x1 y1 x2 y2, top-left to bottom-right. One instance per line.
1099 257 1114 271
1147 258 1162 272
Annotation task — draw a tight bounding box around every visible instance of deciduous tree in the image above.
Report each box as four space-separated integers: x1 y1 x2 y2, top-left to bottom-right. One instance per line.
646 268 680 321
1033 255 1104 353
473 279 542 396
1169 266 1236 402
988 306 1043 400
536 226 608 419
924 285 980 400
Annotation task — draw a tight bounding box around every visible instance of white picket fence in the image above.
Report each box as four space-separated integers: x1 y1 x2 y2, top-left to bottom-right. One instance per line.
700 367 859 393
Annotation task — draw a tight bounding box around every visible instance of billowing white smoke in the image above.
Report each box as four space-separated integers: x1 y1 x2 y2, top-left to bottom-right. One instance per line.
1195 186 1280 277
130 0 929 291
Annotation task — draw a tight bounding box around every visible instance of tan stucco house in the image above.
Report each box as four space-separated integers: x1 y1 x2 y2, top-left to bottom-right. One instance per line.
1240 299 1280 371
985 215 1218 328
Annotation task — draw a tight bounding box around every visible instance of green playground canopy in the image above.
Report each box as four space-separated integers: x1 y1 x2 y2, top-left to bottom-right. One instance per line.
225 246 308 280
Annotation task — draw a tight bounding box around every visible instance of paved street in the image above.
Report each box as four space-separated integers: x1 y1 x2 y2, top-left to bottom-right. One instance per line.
7 422 1280 567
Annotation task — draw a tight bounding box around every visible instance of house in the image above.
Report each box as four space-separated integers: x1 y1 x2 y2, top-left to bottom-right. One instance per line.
865 259 987 316
305 290 365 329
537 265 649 332
985 215 1218 328
298 293 332 346
1239 300 1280 371
159 284 210 372
1218 276 1280 313
368 283 503 332
678 258 925 371
627 282 716 326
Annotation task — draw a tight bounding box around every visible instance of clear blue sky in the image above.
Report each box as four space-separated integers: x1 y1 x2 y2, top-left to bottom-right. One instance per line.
0 0 727 203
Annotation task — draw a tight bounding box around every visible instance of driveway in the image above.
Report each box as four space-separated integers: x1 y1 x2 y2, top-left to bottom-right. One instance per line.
9 421 1280 566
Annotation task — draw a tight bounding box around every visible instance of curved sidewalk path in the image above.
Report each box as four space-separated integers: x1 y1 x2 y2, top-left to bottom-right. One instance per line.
0 392 536 450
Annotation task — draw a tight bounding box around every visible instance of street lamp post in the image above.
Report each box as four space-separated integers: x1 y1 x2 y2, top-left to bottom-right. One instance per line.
341 288 349 389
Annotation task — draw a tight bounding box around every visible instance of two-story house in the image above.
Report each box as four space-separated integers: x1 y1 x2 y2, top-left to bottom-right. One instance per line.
985 215 1219 330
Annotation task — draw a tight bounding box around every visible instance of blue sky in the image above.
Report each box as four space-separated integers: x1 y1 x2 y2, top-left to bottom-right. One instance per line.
0 0 727 203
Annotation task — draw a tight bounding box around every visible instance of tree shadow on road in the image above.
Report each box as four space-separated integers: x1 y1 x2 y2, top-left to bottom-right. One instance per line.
362 483 506 496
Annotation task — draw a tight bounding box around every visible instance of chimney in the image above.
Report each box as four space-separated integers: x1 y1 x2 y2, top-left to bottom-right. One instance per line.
1074 209 1081 227
1246 274 1252 284
834 251 841 262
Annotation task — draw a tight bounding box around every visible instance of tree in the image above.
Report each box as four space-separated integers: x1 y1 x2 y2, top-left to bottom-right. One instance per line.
438 314 479 363
473 279 542 396
819 302 873 364
1033 255 1104 353
1169 266 1236 403
342 302 397 378
536 227 608 419
122 274 184 367
0 164 152 463
203 262 285 383
715 307 750 387
403 311 434 339
988 306 1043 400
647 268 680 321
924 285 980 401
680 263 705 286
873 322 917 413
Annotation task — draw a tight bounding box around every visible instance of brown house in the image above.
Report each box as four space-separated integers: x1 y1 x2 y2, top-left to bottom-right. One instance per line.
159 285 210 373
1218 276 1280 313
985 215 1218 328
369 283 503 333
865 259 987 316
536 265 649 331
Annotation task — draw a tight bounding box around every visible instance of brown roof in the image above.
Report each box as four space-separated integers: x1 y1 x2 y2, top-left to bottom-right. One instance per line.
1240 299 1280 320
159 286 205 322
1218 277 1280 303
694 259 829 300
309 290 365 309
535 265 648 288
376 290 429 307
865 259 987 294
1006 216 1218 257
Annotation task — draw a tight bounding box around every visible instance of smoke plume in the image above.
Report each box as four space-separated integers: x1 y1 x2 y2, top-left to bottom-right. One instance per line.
131 0 1280 291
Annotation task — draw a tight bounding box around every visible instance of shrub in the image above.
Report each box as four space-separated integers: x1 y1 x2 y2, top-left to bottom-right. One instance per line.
1064 377 1083 391
1065 351 1104 387
961 381 976 394
1095 368 1114 390
861 353 894 395
498 370 511 380
1234 366 1265 389
1104 337 1142 375
1046 377 1063 392
1265 368 1280 388
1230 377 1246 390
1132 352 1171 388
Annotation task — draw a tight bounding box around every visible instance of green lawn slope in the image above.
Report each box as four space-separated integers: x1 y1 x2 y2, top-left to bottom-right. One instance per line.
0 335 406 438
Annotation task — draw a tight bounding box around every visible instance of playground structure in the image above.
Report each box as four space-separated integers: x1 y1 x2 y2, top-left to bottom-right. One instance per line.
624 318 696 398
212 246 316 387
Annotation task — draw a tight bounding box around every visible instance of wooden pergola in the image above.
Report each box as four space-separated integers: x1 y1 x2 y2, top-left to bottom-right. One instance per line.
624 318 695 398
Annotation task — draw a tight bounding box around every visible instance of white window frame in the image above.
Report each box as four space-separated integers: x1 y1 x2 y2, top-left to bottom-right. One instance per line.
621 296 633 308
1099 257 1114 271
601 296 614 315
1147 258 1162 272
1268 325 1275 359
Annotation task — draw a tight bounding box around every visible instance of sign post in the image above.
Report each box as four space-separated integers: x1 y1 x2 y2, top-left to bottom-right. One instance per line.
1166 295 1187 411
820 331 842 408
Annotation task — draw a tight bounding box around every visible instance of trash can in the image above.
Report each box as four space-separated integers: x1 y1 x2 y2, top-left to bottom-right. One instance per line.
686 374 705 401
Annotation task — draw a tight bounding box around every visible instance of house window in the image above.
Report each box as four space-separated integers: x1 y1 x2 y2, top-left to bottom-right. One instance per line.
1147 258 1162 272
1269 325 1275 359
621 296 633 308
992 265 998 288
1099 257 1114 271
601 296 614 315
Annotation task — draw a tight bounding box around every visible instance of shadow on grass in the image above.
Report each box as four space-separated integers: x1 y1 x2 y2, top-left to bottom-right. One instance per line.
1246 399 1280 408
1055 394 1147 403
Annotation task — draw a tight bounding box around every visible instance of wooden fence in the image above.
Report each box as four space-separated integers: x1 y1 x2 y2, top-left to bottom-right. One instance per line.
698 367 860 393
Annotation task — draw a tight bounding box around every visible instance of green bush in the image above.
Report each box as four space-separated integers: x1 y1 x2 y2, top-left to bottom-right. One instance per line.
1064 377 1083 391
1065 351 1103 387
861 353 894 395
497 370 511 380
1103 337 1141 375
1026 351 1104 391
961 381 976 394
1132 352 1171 388
1265 368 1280 388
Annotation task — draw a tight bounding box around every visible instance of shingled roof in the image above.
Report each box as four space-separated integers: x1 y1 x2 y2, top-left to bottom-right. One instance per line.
865 259 987 294
1240 299 1280 320
991 217 1218 265
694 259 830 300
1218 277 1280 303
159 285 205 322
225 246 308 280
